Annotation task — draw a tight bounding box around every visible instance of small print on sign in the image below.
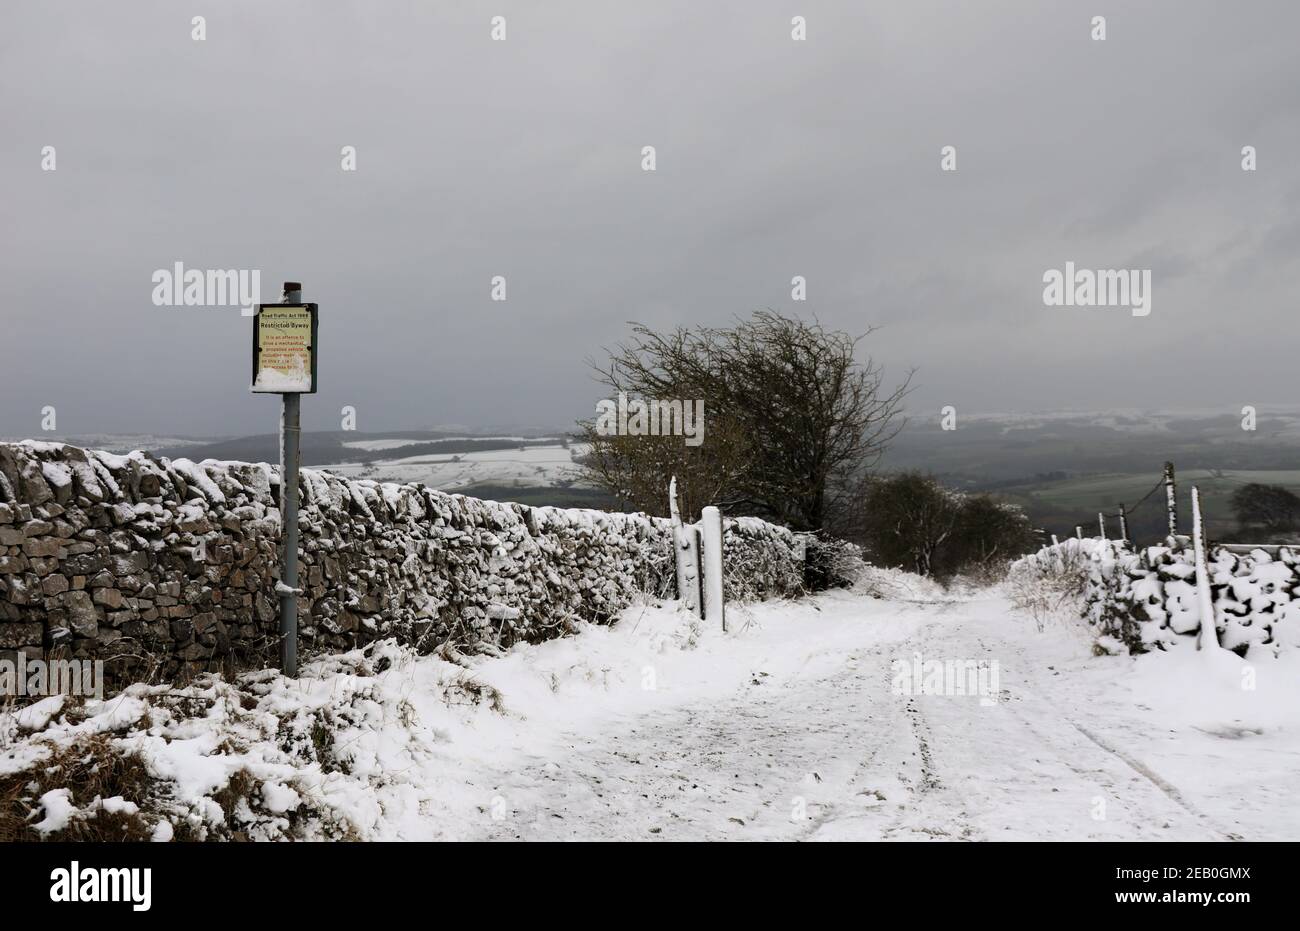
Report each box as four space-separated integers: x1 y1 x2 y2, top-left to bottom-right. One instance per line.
252 304 316 393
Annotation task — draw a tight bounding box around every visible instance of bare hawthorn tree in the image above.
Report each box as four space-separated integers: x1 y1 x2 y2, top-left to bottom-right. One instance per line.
578 312 911 528
577 417 751 520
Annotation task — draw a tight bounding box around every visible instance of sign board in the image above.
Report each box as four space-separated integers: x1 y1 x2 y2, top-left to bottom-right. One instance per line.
251 303 318 393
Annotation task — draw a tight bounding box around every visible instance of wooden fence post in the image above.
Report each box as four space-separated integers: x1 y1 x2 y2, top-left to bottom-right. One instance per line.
1118 504 1129 543
1098 511 1106 541
701 505 726 632
668 477 702 618
1164 461 1178 537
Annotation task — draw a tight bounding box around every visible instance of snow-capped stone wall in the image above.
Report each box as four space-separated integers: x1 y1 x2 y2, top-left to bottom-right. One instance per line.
1021 536 1299 657
0 442 803 686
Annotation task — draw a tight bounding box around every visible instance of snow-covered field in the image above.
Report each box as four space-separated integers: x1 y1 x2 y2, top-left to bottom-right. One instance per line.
319 443 587 490
957 405 1300 438
341 436 549 452
0 434 208 454
7 575 1295 841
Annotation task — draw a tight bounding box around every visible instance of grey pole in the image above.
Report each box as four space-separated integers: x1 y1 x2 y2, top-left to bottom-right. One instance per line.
1118 503 1129 543
279 281 302 676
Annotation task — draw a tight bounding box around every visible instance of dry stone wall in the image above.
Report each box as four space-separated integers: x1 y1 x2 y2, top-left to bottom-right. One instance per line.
0 442 803 687
1021 536 1298 657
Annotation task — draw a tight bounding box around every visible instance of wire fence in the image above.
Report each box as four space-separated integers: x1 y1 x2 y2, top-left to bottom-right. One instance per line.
1048 463 1294 551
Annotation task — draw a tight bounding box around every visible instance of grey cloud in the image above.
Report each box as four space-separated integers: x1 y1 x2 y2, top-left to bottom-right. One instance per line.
1 0 1297 437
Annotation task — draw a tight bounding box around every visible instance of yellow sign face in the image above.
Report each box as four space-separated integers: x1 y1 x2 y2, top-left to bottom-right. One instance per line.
252 305 314 392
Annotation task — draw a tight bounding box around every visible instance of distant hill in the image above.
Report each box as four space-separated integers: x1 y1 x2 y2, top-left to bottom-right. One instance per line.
150 431 566 468
21 408 1300 531
874 408 1300 544
880 408 1300 488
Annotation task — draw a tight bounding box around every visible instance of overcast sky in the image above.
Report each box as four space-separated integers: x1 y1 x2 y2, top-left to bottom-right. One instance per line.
2 0 1298 438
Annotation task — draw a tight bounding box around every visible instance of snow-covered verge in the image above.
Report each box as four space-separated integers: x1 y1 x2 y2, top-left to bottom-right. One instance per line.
7 573 1296 842
0 587 906 842
0 441 801 690
929 593 1300 842
0 639 488 840
1010 536 1299 657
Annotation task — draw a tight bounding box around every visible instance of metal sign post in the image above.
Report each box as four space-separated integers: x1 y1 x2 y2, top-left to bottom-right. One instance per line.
252 282 318 676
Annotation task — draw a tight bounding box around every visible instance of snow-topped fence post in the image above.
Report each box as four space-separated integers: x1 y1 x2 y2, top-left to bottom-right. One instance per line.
1097 511 1106 541
701 505 726 631
669 477 702 618
1118 504 1129 543
1164 460 1178 538
1190 486 1223 652
251 281 319 677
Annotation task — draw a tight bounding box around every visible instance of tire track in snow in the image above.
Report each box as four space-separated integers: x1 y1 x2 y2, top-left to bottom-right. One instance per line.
925 597 1236 840
452 593 1248 841
1065 719 1243 841
469 638 925 841
987 624 1237 838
